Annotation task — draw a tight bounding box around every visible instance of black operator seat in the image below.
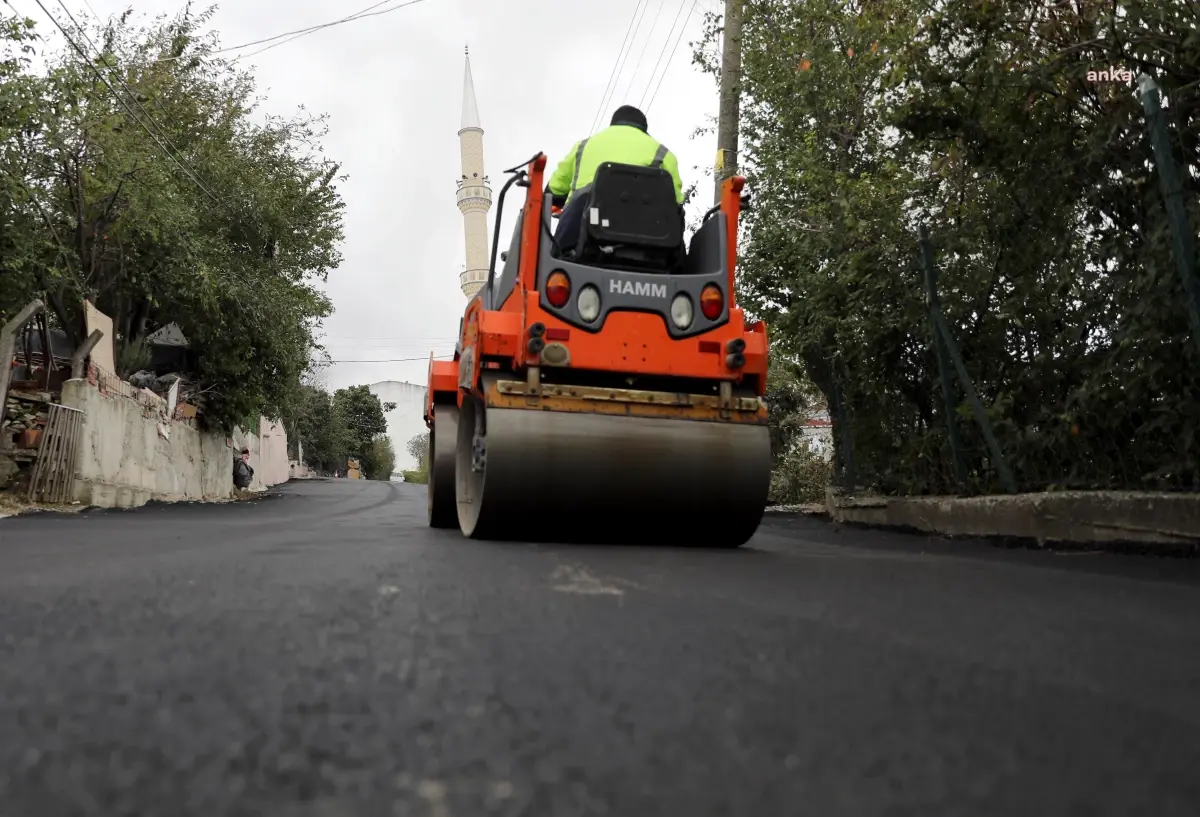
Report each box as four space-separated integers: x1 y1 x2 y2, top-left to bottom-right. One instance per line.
574 161 685 274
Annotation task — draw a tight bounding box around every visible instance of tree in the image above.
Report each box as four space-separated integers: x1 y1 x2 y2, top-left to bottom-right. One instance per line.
332 384 395 464
0 16 53 323
765 350 818 464
1 7 346 431
406 431 429 472
363 434 395 481
289 382 403 476
697 0 1199 495
291 384 350 473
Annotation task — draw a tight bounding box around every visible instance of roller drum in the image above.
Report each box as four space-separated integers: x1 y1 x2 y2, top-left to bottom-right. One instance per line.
455 400 771 546
427 404 459 528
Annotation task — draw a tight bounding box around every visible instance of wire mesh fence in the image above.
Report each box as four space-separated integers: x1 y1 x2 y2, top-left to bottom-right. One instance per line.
824 76 1199 497
86 361 138 400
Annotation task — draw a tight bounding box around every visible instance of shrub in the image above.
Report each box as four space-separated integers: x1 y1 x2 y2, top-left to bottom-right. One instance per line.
769 442 832 505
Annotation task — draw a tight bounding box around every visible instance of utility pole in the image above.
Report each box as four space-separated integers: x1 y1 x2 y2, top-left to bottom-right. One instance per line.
714 0 744 204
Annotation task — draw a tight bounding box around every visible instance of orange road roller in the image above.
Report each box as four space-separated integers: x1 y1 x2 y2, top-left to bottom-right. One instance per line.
424 152 770 546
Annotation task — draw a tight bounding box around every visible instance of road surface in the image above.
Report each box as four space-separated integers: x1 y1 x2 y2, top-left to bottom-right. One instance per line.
1 478 1199 816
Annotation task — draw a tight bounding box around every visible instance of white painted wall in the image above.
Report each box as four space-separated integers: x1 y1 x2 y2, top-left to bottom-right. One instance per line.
367 381 428 471
231 417 291 492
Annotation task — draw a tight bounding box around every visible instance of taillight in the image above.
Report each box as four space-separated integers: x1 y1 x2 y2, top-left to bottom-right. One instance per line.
700 284 724 320
546 271 570 308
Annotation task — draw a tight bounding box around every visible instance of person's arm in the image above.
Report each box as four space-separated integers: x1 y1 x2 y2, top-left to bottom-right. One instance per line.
661 149 684 204
547 141 580 198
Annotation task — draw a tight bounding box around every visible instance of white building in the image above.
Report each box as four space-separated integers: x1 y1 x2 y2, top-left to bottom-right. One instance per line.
367 381 428 471
797 406 835 461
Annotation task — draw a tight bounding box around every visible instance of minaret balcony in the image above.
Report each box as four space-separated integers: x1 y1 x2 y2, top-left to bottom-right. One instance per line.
456 185 492 208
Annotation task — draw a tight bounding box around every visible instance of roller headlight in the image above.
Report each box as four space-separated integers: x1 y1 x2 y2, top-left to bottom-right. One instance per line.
577 285 601 323
670 294 694 329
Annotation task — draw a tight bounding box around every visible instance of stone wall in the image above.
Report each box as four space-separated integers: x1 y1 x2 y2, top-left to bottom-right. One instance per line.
60 379 293 509
827 488 1200 549
61 378 229 508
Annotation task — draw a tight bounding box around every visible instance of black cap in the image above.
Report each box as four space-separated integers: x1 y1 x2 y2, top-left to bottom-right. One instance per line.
611 105 648 132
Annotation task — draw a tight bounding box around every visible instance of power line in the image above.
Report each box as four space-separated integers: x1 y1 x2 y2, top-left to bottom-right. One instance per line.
237 0 436 61
640 0 691 108
151 0 434 64
320 335 458 340
646 0 700 113
320 338 458 344
322 344 458 351
54 0 216 194
34 0 278 294
21 0 321 303
590 0 648 135
618 0 670 105
327 355 455 363
32 0 229 210
214 0 403 52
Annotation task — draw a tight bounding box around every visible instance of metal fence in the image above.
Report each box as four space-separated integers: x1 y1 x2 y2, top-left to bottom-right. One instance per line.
28 404 84 504
827 76 1199 497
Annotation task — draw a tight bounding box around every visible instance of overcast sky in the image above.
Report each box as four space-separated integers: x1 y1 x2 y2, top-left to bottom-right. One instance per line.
38 0 725 391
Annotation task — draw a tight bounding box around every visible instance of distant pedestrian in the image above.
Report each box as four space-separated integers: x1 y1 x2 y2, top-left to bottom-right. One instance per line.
233 447 254 489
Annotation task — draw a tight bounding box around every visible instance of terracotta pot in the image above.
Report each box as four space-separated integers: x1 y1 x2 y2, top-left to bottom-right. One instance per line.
17 428 42 449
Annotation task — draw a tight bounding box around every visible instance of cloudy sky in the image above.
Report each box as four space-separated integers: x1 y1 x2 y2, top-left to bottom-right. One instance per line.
30 0 726 391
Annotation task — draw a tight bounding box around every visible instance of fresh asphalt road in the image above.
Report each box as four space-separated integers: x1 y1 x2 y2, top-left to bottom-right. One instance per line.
1 479 1199 817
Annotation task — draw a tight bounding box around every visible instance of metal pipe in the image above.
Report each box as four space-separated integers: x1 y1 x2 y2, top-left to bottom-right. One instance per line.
70 329 104 379
0 299 45 433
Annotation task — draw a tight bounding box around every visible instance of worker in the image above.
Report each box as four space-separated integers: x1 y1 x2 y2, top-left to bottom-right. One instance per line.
547 104 684 255
233 447 253 490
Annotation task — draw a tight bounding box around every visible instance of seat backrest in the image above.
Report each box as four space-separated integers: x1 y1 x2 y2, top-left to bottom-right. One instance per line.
580 162 683 251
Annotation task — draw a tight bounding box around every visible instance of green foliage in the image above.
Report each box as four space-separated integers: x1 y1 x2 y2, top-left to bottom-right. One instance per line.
403 432 429 485
364 434 395 481
765 349 831 502
291 384 351 473
765 350 818 462
769 444 833 506
115 338 151 378
290 382 399 478
406 431 430 472
699 0 1200 495
0 8 345 430
403 432 430 485
332 385 394 464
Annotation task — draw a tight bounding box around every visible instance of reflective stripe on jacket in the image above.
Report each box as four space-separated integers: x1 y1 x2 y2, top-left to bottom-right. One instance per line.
547 124 684 206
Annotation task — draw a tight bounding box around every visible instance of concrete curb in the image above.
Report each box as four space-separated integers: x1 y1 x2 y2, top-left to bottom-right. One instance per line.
826 488 1200 550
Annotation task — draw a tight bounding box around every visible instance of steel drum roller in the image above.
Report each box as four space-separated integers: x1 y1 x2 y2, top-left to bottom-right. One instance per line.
454 399 771 546
427 404 459 528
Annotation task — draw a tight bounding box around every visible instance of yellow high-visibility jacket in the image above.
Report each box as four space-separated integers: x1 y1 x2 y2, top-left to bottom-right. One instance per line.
548 124 684 206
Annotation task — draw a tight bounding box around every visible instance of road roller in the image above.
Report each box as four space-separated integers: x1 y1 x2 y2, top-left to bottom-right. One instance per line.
423 152 771 546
